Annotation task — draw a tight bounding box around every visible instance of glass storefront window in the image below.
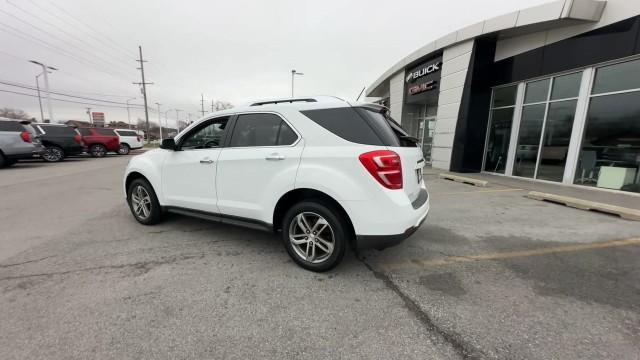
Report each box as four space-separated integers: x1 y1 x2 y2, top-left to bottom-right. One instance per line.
484 107 514 173
537 100 577 182
592 58 640 95
514 104 546 178
575 90 640 192
492 86 517 108
524 79 550 104
551 72 582 100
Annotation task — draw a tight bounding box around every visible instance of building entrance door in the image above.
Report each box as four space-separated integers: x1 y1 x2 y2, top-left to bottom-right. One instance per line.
416 106 437 164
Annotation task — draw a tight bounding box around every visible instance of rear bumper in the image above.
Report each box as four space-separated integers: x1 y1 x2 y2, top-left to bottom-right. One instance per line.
356 211 428 250
7 146 44 159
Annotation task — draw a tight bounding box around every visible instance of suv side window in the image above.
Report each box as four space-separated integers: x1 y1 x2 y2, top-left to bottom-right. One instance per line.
96 128 116 136
229 113 297 147
41 125 77 136
0 120 24 132
78 128 92 136
181 116 229 150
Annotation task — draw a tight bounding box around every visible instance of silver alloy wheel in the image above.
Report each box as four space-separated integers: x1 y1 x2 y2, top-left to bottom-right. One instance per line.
118 144 130 155
131 185 152 220
42 147 63 162
91 145 106 157
288 212 335 264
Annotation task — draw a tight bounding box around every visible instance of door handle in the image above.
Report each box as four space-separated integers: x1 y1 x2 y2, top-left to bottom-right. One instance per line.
200 158 214 164
265 153 285 161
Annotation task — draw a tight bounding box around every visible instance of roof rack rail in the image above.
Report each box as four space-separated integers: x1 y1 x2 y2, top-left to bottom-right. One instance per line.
250 98 318 106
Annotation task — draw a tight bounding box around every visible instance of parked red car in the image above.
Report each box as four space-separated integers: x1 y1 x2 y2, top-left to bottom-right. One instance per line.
77 127 120 157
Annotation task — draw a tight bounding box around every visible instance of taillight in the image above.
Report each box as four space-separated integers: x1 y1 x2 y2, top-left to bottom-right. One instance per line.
359 150 403 189
20 131 31 143
74 134 82 144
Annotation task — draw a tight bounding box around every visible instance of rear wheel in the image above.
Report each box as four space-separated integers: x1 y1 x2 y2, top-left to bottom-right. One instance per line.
0 152 5 168
127 178 162 225
42 146 64 162
282 201 347 272
90 144 107 158
118 143 130 155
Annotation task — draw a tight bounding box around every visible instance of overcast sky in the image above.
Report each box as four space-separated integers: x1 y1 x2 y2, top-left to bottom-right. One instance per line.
0 0 549 128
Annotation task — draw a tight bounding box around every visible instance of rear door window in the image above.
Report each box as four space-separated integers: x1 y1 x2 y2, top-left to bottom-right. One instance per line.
116 130 138 137
0 120 24 132
78 128 92 136
229 113 297 147
40 125 77 136
96 128 116 136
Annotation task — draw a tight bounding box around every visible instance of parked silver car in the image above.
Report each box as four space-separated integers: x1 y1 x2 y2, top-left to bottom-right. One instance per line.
0 118 44 168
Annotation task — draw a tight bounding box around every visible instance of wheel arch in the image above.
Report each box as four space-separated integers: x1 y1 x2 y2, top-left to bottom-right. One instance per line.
272 188 356 248
125 171 153 198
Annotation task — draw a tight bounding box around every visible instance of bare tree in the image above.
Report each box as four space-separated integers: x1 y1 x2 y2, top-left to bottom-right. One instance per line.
212 100 233 111
0 107 32 120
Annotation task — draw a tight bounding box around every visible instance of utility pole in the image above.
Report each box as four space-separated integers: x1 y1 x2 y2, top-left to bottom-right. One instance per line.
211 99 214 112
155 102 163 141
200 93 206 117
126 97 136 130
35 74 44 122
29 60 57 123
133 46 153 143
85 107 92 124
175 109 182 130
188 113 192 125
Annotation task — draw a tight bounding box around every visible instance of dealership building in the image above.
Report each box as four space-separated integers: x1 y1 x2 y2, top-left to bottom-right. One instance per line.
366 0 640 193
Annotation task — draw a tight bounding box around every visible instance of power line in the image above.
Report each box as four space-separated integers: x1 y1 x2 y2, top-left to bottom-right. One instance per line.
0 88 146 109
4 1 136 77
0 20 133 83
32 0 138 60
0 80 146 106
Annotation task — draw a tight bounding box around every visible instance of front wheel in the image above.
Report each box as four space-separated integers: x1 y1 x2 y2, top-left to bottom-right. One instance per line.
118 143 130 155
42 146 64 162
127 178 162 225
282 201 347 272
90 144 107 158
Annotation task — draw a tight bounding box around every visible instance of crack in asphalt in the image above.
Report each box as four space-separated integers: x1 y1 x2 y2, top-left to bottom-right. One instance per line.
357 256 482 360
0 253 204 282
0 256 54 268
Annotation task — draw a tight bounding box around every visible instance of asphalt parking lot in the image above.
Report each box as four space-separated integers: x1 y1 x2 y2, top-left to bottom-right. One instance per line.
1 155 639 360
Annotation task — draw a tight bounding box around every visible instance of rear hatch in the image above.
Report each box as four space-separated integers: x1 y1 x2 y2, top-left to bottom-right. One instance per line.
353 106 425 203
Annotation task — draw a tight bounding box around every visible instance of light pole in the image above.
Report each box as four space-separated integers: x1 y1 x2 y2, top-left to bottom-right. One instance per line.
126 97 136 130
35 73 45 122
175 109 182 130
85 107 92 124
30 60 57 122
291 69 303 97
155 102 163 141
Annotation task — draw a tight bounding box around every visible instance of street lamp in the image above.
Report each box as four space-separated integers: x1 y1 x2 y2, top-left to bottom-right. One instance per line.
126 97 136 130
34 72 47 122
155 102 163 141
291 69 303 97
30 60 57 123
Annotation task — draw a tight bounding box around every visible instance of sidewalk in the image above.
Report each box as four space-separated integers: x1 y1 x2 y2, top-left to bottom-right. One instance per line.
425 167 640 211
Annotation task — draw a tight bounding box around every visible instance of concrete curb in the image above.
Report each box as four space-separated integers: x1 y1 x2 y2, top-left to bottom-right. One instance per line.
438 173 488 187
526 191 640 221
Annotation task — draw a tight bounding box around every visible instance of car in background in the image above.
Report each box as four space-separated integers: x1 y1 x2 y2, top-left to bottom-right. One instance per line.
32 123 84 162
0 118 44 168
77 127 120 157
114 128 143 155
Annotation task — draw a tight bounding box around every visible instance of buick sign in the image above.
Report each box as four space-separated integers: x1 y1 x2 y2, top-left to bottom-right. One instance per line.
406 61 441 83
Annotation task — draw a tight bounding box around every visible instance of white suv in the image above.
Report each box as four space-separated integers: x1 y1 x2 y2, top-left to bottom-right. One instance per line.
123 97 429 271
114 128 144 155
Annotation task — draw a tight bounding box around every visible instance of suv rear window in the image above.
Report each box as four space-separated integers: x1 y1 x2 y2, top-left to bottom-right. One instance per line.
300 106 415 147
0 120 24 132
40 125 77 136
116 130 138 137
95 128 116 136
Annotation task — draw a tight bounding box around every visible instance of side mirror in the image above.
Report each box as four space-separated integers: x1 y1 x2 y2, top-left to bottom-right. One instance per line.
160 138 176 150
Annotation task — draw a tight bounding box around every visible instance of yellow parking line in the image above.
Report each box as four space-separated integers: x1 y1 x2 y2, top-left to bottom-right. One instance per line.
383 237 640 271
433 188 524 196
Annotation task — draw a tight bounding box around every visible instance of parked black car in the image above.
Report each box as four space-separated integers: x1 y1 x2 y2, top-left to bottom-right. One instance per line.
32 123 85 162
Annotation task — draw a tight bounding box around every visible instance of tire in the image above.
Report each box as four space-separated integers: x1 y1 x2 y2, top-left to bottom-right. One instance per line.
90 144 107 158
5 159 16 167
118 143 130 155
42 146 65 162
0 152 5 168
127 178 162 225
282 201 347 272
